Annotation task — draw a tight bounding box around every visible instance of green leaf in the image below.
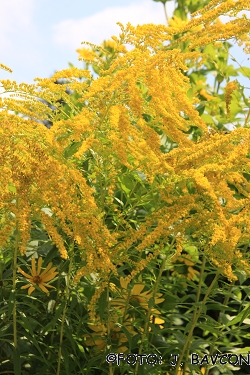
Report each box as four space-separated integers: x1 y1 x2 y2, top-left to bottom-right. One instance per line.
173 331 186 345
17 316 49 365
237 66 250 77
231 347 250 354
63 141 82 158
225 302 250 327
234 270 247 285
61 345 70 373
8 184 16 193
243 173 250 182
56 131 72 141
187 88 194 100
148 297 155 309
40 303 64 335
151 334 169 349
201 113 214 124
142 113 151 122
18 301 41 314
224 65 238 77
190 338 216 351
120 324 132 351
206 303 231 311
232 286 242 301
64 326 77 354
195 323 220 336
183 245 199 262
228 98 242 117
174 7 187 20
43 245 61 266
118 175 136 193
162 295 177 311
196 104 205 116
203 44 217 58
184 321 194 333
119 183 130 194
92 64 100 75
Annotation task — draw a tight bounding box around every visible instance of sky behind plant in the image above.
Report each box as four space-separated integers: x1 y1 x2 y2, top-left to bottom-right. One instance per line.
0 0 249 92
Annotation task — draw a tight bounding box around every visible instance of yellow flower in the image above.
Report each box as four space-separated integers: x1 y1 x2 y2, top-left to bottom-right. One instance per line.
0 62 12 73
225 80 238 117
149 315 165 329
172 254 200 281
76 47 96 61
84 317 136 353
18 257 58 295
168 16 189 31
102 39 117 50
199 88 215 101
111 277 164 313
168 16 203 33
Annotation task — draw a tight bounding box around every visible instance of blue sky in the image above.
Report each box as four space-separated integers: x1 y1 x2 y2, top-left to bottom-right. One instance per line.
0 0 249 93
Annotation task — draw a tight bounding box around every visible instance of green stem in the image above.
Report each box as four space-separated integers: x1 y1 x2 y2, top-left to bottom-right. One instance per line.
182 254 206 374
217 81 221 94
202 279 235 375
0 248 3 302
213 78 216 94
173 268 220 375
107 281 114 375
220 280 235 319
48 260 63 362
134 238 175 375
122 286 132 324
56 244 74 375
244 107 250 127
13 198 19 349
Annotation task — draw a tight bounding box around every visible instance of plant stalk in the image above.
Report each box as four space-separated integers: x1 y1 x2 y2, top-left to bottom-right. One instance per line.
13 197 19 349
56 243 74 375
174 268 220 375
134 237 175 375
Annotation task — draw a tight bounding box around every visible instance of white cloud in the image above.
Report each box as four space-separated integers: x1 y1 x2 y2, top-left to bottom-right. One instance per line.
52 0 175 52
0 0 35 51
0 0 46 83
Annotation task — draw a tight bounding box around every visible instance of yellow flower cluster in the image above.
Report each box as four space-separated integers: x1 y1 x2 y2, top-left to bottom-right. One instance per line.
168 0 250 54
0 116 118 276
0 62 12 73
1 5 250 293
225 80 238 117
76 48 97 62
102 39 118 50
